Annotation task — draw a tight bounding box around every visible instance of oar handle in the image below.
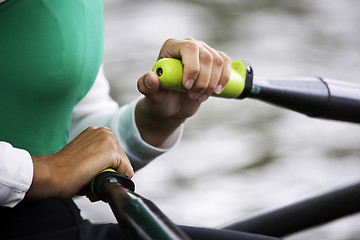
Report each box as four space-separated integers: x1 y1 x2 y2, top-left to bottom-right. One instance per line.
153 58 360 124
91 168 191 240
91 168 135 201
152 58 254 99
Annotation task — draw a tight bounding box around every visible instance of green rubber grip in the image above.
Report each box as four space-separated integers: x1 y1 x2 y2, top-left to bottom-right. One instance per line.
152 58 251 98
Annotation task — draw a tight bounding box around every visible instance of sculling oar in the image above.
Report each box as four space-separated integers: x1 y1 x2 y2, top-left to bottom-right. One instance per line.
153 58 360 124
152 58 360 236
91 169 191 240
220 181 360 237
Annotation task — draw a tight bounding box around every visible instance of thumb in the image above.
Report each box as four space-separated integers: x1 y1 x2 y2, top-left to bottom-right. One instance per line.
137 71 160 97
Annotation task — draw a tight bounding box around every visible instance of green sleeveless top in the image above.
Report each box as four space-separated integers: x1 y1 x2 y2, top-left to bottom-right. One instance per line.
0 0 104 155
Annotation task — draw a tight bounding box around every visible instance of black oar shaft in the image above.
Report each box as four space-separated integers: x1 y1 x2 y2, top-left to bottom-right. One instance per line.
248 77 360 124
93 171 191 240
222 181 360 237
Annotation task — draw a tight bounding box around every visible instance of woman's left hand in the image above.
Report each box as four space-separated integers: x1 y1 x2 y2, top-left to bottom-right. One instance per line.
136 37 232 147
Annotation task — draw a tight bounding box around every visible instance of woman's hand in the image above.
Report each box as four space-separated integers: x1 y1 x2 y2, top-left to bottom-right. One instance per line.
26 127 134 200
136 37 232 147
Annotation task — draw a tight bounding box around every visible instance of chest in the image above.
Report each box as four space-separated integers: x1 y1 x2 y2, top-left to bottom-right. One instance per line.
0 0 104 154
0 0 104 97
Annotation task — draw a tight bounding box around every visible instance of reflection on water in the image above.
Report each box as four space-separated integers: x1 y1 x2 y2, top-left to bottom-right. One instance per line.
75 0 360 239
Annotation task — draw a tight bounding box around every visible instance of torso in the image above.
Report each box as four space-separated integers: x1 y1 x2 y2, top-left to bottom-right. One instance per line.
0 0 104 155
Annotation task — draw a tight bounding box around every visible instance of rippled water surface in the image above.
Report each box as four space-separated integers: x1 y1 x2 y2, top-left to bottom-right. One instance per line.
75 0 360 239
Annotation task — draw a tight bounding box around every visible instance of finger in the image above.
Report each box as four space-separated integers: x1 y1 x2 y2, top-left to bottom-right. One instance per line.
87 127 135 178
157 38 182 60
216 51 232 94
179 38 200 91
137 71 160 97
200 42 225 97
110 141 134 178
158 37 203 92
114 153 134 178
187 45 213 102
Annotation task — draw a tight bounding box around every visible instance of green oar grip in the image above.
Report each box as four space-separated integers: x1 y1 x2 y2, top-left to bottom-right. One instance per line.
152 58 253 99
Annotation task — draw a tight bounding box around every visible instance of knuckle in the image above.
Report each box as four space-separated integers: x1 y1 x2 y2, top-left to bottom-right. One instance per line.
183 40 198 51
184 36 196 41
98 126 111 132
99 134 117 150
198 40 207 46
203 85 216 95
199 51 213 63
222 69 231 82
194 81 208 90
220 52 231 64
219 74 230 87
213 55 224 67
86 126 97 131
112 151 122 165
187 67 200 78
221 63 232 83
164 37 176 46
208 81 218 92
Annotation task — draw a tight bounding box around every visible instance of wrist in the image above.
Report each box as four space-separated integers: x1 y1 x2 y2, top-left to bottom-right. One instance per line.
26 155 57 199
135 98 185 147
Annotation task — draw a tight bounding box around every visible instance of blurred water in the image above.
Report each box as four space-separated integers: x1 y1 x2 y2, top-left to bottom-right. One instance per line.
75 0 360 239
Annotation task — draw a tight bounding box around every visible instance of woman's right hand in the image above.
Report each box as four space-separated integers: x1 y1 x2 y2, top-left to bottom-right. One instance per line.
26 127 134 200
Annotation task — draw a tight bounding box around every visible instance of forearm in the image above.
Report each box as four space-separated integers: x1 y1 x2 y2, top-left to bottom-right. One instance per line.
25 155 54 199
